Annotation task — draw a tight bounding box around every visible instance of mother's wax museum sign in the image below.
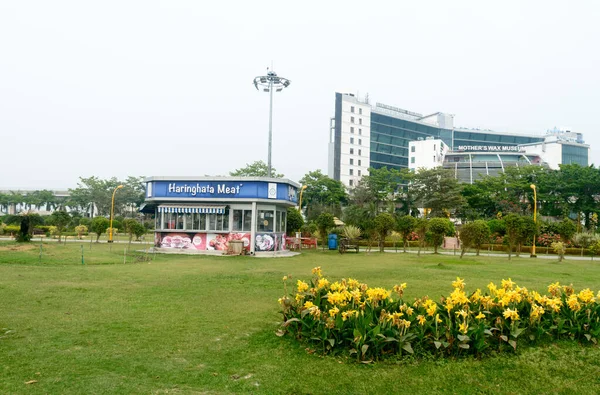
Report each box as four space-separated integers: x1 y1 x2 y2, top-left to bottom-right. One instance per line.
149 181 298 202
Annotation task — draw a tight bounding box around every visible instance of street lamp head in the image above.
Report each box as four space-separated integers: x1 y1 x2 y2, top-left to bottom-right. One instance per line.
530 184 536 190
301 185 307 190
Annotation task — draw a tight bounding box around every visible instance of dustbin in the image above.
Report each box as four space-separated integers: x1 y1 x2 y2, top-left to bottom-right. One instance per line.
328 234 338 250
228 240 244 255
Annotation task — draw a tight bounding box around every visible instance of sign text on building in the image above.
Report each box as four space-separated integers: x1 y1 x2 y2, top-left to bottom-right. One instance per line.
457 145 521 152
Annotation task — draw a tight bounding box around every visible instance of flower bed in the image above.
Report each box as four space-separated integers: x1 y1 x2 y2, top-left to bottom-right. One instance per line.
277 268 600 362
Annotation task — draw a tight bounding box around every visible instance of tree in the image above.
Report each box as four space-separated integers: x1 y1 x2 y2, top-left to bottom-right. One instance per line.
298 170 348 221
414 218 429 256
427 217 454 254
75 225 88 240
286 207 304 235
410 167 465 218
396 215 417 253
229 160 284 178
557 218 577 244
503 214 524 260
459 220 490 258
315 213 335 244
4 212 43 242
47 210 71 242
123 218 139 246
90 217 110 242
373 212 395 252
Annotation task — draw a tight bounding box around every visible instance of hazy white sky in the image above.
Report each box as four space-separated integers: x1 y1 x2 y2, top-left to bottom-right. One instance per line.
1 1 599 189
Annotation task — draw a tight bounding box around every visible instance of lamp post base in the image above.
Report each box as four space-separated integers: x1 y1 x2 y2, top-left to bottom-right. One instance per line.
108 240 114 243
530 254 537 258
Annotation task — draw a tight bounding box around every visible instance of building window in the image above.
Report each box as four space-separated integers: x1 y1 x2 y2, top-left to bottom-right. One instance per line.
350 137 354 144
358 159 361 166
349 169 353 176
350 148 354 154
257 210 274 232
358 170 361 176
359 128 362 135
349 179 353 186
350 158 354 165
208 213 227 231
358 149 361 156
351 106 355 113
358 139 362 145
411 157 415 164
232 209 252 232
411 146 416 152
350 127 354 134
359 108 363 115
351 116 355 123
433 156 436 162
434 144 436 151
359 118 362 125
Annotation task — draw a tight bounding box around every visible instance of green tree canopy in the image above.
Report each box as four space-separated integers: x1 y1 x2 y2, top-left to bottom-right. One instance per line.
427 217 454 254
396 214 417 253
373 212 396 252
229 160 284 178
410 167 465 218
459 220 490 257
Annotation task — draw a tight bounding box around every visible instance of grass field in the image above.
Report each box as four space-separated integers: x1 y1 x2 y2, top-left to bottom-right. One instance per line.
1 241 600 394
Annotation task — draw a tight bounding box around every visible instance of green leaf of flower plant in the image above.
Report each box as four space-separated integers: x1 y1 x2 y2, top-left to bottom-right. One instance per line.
500 335 508 342
361 344 369 356
457 334 470 342
508 339 517 350
434 341 442 349
328 338 335 347
458 343 470 349
402 343 414 354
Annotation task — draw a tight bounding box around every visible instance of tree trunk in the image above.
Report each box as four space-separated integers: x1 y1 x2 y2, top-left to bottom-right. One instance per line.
403 239 407 253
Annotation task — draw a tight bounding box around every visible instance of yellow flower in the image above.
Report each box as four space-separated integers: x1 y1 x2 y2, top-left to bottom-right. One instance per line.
297 280 309 293
309 306 321 318
417 315 426 325
350 289 362 303
449 288 469 305
311 266 323 277
327 291 347 306
317 278 330 289
455 309 468 318
501 278 515 290
282 275 288 281
393 283 407 296
435 314 442 324
502 308 519 321
452 277 465 290
329 306 340 317
347 278 360 289
330 281 345 292
567 294 581 312
366 287 391 304
578 288 596 303
458 322 469 334
303 301 315 310
295 293 305 302
470 289 482 303
487 282 498 295
530 304 545 321
406 307 414 316
342 310 358 321
424 299 438 316
548 282 561 297
475 312 486 320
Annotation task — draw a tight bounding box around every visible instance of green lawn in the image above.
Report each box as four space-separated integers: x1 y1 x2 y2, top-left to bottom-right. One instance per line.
1 241 600 394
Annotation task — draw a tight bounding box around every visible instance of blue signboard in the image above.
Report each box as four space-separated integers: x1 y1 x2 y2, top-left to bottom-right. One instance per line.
148 181 298 203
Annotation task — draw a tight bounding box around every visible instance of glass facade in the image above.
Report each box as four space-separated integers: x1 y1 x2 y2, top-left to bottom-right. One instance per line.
561 144 588 166
370 112 442 170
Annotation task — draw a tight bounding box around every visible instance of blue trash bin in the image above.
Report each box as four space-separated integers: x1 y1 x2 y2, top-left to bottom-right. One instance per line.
328 234 338 250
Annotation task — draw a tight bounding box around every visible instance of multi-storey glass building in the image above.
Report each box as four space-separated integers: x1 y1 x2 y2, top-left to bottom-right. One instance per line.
328 92 589 186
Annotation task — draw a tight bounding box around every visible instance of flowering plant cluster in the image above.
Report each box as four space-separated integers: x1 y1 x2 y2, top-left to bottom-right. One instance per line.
277 268 600 362
536 233 562 247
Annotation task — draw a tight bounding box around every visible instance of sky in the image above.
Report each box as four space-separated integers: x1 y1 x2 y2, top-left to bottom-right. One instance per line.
1 0 599 190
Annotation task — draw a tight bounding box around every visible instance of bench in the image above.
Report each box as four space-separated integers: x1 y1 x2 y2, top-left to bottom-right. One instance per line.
339 238 359 254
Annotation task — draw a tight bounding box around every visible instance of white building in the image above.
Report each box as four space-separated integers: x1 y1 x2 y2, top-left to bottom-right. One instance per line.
328 93 371 187
408 138 448 171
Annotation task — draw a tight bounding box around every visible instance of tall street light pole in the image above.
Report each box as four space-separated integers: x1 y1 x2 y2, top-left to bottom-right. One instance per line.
298 185 308 212
530 184 537 258
109 185 123 243
253 69 291 178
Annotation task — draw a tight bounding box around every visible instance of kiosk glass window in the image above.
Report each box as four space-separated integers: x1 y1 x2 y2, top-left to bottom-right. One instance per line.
188 213 207 231
208 213 227 231
277 210 287 232
257 210 274 232
176 213 184 230
163 212 176 229
233 209 252 232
